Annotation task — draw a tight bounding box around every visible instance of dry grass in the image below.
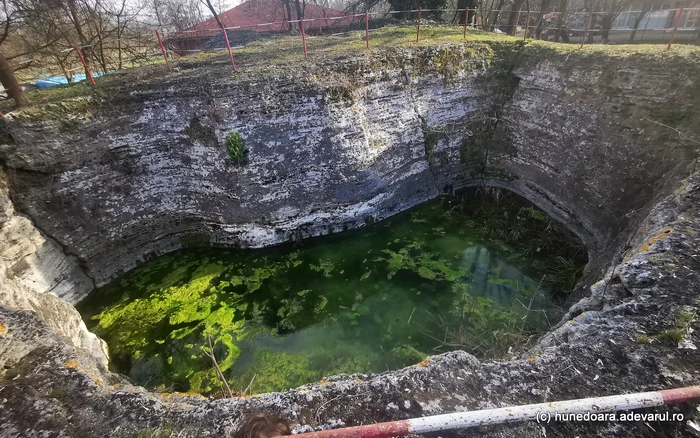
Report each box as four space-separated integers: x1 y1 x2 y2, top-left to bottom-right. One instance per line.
17 24 700 110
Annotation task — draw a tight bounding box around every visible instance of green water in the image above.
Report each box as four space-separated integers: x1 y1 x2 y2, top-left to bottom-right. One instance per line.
79 190 586 395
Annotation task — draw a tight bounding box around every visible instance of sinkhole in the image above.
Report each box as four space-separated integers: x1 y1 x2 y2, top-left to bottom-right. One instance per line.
78 188 587 395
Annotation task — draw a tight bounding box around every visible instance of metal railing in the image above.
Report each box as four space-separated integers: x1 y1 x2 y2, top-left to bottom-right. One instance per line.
12 6 700 90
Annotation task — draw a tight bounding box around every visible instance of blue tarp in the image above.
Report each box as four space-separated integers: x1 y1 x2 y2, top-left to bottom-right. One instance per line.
35 71 105 88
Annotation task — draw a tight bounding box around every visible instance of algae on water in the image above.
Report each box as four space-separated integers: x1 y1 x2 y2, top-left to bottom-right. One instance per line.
79 189 585 395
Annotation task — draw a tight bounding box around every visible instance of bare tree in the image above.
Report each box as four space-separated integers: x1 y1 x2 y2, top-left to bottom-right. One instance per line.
113 0 130 69
0 53 27 105
553 0 567 41
628 1 658 42
0 0 28 105
62 0 93 68
506 0 525 34
201 0 225 29
586 0 634 43
95 0 146 69
292 0 307 26
531 0 553 38
488 0 507 30
453 0 476 25
281 0 294 30
153 0 203 31
0 0 187 107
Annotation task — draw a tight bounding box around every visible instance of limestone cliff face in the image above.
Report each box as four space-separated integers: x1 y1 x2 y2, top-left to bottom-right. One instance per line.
0 169 107 366
428 51 698 255
0 44 697 305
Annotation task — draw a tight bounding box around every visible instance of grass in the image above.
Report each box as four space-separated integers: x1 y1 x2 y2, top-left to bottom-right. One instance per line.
172 24 700 68
21 81 95 108
137 425 174 438
424 128 445 154
656 309 695 346
12 24 700 113
658 328 686 345
173 25 700 78
636 335 653 344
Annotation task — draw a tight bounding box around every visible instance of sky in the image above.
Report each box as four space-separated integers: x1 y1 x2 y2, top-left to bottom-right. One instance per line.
210 0 242 12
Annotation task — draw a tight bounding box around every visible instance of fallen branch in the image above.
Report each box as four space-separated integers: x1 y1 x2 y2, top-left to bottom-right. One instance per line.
407 307 416 325
205 333 234 398
243 374 256 396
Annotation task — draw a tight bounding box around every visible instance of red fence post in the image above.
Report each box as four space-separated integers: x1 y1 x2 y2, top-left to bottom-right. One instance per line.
301 16 308 57
365 10 370 48
155 29 172 72
416 7 422 42
463 8 468 39
73 43 96 86
579 11 593 48
219 24 237 71
667 7 683 50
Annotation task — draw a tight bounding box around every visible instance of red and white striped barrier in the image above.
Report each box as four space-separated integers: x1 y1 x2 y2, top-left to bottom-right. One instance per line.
291 386 700 438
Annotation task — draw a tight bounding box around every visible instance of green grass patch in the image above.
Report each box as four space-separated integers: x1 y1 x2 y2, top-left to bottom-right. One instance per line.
137 425 174 438
25 81 94 105
658 328 685 345
656 309 695 346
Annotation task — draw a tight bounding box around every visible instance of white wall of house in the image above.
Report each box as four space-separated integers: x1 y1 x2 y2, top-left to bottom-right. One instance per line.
612 2 700 30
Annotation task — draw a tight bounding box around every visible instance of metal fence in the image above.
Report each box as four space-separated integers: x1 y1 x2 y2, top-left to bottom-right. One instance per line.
17 6 700 89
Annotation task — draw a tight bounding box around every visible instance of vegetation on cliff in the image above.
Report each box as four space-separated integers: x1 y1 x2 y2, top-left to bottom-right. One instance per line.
225 131 248 165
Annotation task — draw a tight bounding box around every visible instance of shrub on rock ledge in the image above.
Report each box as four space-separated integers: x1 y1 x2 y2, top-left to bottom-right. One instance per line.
225 131 248 165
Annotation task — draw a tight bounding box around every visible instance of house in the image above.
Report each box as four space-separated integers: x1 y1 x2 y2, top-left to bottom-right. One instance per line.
532 0 699 43
610 0 699 31
168 0 354 54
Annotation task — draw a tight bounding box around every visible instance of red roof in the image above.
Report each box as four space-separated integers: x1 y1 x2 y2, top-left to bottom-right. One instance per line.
184 0 354 34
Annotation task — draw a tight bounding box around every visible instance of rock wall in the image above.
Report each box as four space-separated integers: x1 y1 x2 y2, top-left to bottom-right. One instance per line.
1 170 698 438
0 169 107 365
426 48 699 255
0 45 697 303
